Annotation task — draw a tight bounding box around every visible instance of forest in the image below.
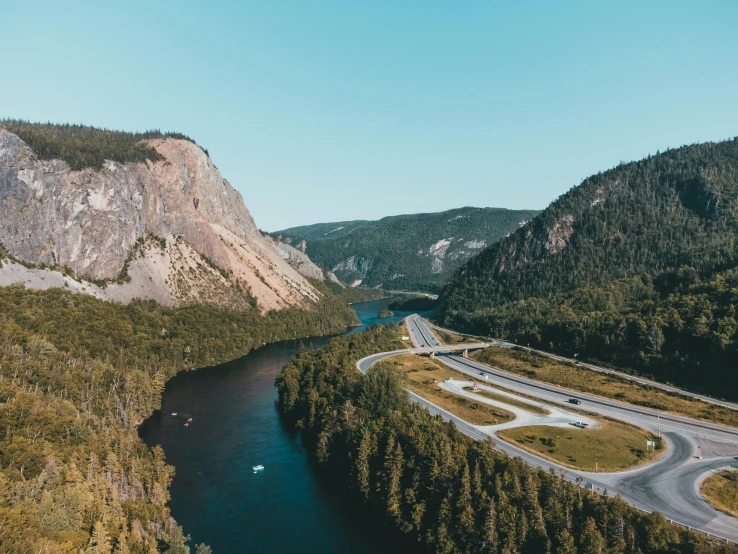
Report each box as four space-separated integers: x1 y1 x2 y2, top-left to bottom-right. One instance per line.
276 325 737 554
0 284 356 553
441 137 738 400
274 207 540 293
389 295 438 312
0 119 205 171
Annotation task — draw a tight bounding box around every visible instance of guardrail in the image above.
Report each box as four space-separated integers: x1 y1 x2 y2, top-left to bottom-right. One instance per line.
569 475 737 545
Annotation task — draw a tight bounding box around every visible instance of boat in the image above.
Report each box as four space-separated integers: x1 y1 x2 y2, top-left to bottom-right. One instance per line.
253 465 264 472
171 412 177 416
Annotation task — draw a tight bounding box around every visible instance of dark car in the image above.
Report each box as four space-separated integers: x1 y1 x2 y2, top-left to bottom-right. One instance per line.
568 398 582 405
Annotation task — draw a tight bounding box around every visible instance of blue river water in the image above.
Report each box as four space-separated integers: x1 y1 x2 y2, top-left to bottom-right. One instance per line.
139 298 425 553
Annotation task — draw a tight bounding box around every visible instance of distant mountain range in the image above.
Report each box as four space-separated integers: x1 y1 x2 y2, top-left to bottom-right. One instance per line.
440 136 738 399
274 206 540 293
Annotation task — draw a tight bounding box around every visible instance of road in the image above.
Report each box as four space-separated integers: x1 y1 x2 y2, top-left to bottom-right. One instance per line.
425 320 738 412
357 314 738 544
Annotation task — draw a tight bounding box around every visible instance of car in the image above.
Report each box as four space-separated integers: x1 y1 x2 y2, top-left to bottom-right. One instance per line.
443 377 452 383
479 371 485 375
568 398 582 405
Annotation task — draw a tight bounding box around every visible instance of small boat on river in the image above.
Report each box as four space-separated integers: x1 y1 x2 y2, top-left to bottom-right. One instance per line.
253 465 265 472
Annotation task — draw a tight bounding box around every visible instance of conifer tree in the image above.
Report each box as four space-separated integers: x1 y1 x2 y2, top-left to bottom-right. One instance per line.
356 429 372 499
555 528 576 554
88 521 113 554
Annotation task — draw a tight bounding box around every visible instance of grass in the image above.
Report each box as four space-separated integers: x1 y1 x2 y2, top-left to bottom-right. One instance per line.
474 347 738 428
397 320 413 348
498 423 664 472
384 354 514 425
463 386 550 415
701 471 738 518
433 328 479 345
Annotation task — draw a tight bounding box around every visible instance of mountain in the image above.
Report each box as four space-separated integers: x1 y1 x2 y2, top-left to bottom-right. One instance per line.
440 136 738 399
0 121 331 310
274 206 540 293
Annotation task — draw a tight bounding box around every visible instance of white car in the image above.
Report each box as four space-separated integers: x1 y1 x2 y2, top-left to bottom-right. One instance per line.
443 377 452 383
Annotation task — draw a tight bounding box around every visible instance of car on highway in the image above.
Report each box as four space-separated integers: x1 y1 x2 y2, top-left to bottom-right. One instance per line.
567 398 582 405
443 377 452 383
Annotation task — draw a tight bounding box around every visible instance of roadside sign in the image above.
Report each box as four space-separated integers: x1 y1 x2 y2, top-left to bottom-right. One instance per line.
646 440 655 447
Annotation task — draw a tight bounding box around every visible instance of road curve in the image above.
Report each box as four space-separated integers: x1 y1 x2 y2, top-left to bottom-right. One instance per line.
355 314 738 544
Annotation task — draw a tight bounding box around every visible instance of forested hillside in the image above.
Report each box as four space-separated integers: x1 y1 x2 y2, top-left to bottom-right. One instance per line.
275 207 539 293
0 283 356 553
277 326 735 554
0 119 204 170
441 137 738 399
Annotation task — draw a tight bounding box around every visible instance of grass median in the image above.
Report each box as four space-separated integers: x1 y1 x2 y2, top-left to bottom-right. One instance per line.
433 328 479 345
498 422 664 472
701 471 738 518
383 353 514 426
474 347 738 428
462 386 550 415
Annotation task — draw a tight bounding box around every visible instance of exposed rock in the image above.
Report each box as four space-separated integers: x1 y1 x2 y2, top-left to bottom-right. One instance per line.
273 240 324 280
429 239 452 255
332 255 373 278
325 270 344 287
0 129 323 310
464 240 486 249
545 214 575 254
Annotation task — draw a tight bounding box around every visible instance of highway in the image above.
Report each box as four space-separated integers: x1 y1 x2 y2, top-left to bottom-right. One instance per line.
426 320 738 412
357 314 738 544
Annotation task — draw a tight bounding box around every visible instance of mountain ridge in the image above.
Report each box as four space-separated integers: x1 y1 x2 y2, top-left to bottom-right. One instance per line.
0 122 330 310
440 136 738 398
275 206 540 292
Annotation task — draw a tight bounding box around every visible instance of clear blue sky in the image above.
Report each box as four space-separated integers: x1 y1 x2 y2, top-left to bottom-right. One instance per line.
3 1 737 230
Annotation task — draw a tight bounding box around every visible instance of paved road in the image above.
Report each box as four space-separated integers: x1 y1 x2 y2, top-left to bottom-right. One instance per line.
356 315 738 544
426 320 738 411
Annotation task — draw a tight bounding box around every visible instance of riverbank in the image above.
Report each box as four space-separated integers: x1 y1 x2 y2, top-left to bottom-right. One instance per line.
139 298 425 552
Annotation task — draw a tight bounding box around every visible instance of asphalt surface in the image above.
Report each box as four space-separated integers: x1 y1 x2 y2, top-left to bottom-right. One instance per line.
426 320 738 411
356 314 738 543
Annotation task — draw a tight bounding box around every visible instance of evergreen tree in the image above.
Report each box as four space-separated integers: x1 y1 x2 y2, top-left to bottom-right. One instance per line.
555 528 576 554
579 517 604 554
87 521 112 554
356 429 373 499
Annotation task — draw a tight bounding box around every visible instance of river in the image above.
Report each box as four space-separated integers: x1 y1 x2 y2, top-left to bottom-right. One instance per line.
139 298 426 553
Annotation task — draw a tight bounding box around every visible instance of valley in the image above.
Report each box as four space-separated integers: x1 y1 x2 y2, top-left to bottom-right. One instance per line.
2 121 738 554
5 4 737 553
274 206 539 293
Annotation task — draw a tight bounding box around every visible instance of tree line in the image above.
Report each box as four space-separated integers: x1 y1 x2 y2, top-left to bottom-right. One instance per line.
277 324 738 554
0 119 206 171
0 283 357 553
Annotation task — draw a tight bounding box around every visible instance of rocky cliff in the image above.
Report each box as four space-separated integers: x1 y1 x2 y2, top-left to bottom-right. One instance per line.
0 127 325 310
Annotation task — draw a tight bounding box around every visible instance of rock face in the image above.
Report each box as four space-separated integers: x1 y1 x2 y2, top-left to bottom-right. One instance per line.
0 129 323 310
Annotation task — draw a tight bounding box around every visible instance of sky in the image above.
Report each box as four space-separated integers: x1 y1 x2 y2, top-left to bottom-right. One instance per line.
3 1 738 231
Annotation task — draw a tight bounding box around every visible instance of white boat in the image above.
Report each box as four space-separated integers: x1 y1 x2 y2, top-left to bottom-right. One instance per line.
253 465 264 472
